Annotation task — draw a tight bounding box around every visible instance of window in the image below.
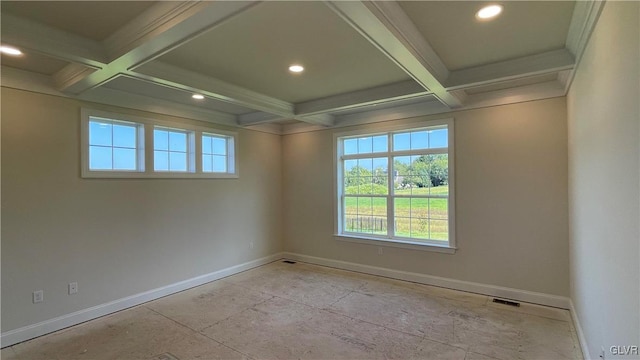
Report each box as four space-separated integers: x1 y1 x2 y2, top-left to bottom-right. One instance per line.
81 108 238 178
335 119 455 251
87 118 144 172
202 133 235 173
153 128 194 172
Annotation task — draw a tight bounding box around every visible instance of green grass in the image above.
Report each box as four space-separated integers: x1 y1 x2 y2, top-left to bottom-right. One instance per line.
344 185 449 240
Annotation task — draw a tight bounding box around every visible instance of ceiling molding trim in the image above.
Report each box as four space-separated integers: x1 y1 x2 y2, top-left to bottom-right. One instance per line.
294 80 428 115
445 49 575 90
282 80 566 135
0 14 107 68
103 1 210 61
57 1 258 94
130 62 294 116
563 0 606 93
298 113 335 127
242 123 284 135
326 1 461 108
238 112 289 126
52 64 96 91
1 65 67 97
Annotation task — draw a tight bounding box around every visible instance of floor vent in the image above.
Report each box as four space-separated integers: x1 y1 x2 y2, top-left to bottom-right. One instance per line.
283 260 297 264
492 298 520 307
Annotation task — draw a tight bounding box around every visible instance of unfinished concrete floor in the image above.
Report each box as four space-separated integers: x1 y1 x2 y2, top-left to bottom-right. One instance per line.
1 261 582 360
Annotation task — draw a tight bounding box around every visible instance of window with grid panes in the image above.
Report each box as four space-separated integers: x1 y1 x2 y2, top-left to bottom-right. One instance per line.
336 121 454 249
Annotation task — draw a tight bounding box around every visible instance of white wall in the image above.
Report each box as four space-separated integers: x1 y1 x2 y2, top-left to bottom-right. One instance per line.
567 2 640 359
1 88 283 333
282 97 570 298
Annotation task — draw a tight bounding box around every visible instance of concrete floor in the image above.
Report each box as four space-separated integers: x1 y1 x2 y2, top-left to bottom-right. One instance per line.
1 261 582 360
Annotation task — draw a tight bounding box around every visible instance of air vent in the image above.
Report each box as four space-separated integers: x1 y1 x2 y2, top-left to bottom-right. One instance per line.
282 260 297 264
492 298 520 307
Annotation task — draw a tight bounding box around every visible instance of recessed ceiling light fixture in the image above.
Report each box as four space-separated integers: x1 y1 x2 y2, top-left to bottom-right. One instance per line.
192 94 205 100
0 45 23 56
288 64 304 73
476 4 503 20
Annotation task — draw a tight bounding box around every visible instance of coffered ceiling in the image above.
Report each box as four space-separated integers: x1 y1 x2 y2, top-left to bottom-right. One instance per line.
0 1 604 134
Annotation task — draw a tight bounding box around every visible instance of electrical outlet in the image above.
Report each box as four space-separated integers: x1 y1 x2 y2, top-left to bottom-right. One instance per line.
33 290 43 303
378 247 383 255
69 282 78 295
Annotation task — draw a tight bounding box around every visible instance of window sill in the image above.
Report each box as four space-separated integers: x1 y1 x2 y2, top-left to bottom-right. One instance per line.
334 234 457 254
81 171 238 179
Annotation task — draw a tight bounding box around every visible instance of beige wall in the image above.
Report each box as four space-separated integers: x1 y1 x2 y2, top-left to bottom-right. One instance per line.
1 88 283 332
282 97 570 297
567 2 640 359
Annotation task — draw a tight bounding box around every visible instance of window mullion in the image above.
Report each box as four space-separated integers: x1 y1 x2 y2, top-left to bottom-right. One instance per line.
387 134 394 238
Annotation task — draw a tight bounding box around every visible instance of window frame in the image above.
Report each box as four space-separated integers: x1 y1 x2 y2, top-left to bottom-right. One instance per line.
81 108 238 179
333 118 456 253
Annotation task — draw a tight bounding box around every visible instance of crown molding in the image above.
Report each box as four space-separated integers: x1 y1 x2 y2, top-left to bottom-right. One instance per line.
445 49 575 90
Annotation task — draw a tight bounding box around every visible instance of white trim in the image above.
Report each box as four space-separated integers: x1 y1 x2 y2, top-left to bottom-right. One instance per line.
0 253 284 348
335 234 456 254
283 252 571 309
570 299 590 360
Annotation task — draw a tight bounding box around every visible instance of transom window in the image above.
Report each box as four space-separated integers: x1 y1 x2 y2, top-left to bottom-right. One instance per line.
335 120 455 250
81 108 237 178
88 118 144 172
154 128 193 172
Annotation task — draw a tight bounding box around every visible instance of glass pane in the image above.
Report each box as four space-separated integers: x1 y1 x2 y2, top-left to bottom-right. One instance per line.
430 198 448 219
113 124 136 148
89 146 112 170
344 196 358 215
429 154 448 188
357 137 372 154
169 131 187 152
169 152 187 171
357 158 373 172
154 130 168 151
113 148 136 170
429 129 448 148
430 219 448 241
371 216 387 235
202 154 213 172
89 121 112 146
394 198 410 217
393 132 410 151
357 197 373 215
410 131 428 150
213 155 227 172
411 198 428 219
411 218 429 240
394 217 411 238
212 137 227 155
372 135 388 152
431 184 449 196
344 138 358 155
202 136 212 154
154 151 168 171
344 159 357 172
372 197 387 218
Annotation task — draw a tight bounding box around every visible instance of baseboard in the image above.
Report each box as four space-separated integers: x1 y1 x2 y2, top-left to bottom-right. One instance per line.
570 299 591 360
1 253 284 348
283 252 571 309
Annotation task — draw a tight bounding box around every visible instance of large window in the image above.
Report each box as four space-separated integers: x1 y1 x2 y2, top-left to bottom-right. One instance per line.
81 109 237 178
335 119 455 251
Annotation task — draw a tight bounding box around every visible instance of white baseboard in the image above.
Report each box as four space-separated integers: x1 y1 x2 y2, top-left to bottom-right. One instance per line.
283 252 571 309
570 299 590 360
1 253 284 348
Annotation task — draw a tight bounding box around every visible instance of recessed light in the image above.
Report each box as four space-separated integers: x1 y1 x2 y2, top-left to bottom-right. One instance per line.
288 65 304 73
0 45 23 56
192 94 204 100
476 4 503 20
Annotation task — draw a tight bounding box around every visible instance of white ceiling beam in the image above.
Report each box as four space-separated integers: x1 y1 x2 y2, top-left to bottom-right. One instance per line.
0 14 107 68
238 112 288 126
295 80 428 115
445 49 575 90
57 1 259 94
326 1 463 108
130 61 294 117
